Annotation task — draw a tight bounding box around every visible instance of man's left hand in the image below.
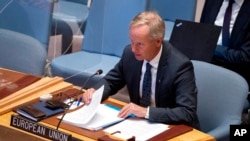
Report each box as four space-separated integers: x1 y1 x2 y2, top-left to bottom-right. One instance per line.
118 103 147 118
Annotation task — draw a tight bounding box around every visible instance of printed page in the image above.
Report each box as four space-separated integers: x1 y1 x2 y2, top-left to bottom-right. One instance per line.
79 104 124 130
60 85 104 124
104 117 169 141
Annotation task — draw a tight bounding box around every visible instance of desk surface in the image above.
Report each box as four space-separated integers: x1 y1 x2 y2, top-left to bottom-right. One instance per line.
0 98 215 141
0 68 215 141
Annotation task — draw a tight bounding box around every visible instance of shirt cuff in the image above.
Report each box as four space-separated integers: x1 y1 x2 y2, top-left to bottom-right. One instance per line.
145 107 150 119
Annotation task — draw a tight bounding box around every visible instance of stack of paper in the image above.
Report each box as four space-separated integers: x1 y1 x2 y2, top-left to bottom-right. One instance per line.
104 117 169 141
59 85 125 131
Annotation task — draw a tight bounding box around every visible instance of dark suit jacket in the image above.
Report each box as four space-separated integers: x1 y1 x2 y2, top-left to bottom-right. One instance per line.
200 0 250 86
95 41 200 129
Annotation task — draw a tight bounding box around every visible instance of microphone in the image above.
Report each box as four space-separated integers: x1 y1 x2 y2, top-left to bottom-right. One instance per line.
60 69 103 98
56 69 103 130
79 69 103 92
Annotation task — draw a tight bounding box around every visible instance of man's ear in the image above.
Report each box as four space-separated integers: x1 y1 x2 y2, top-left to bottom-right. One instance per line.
156 38 163 47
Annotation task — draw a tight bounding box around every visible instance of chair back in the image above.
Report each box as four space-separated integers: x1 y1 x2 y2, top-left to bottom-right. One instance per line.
0 29 47 76
82 0 147 57
148 0 197 40
0 0 54 50
148 0 197 22
192 60 249 141
63 0 88 5
50 0 148 86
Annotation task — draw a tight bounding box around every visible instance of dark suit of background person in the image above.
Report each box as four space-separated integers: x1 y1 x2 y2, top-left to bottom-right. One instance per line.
200 0 250 89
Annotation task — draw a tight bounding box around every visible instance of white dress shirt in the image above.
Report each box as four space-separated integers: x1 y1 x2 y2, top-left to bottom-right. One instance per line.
140 45 163 107
215 0 244 45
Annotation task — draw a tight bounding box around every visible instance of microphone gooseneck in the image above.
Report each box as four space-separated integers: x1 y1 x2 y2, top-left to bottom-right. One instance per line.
56 99 76 130
56 69 103 130
79 69 103 92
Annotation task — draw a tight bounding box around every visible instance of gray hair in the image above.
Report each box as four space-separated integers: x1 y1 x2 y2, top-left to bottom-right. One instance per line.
130 11 165 40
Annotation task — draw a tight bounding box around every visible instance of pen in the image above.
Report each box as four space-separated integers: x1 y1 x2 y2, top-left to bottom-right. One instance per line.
77 97 82 107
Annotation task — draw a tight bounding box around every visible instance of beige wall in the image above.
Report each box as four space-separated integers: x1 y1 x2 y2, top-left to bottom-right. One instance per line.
195 0 205 21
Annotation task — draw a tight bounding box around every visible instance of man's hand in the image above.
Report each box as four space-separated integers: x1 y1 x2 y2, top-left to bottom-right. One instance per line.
82 88 95 105
118 103 147 118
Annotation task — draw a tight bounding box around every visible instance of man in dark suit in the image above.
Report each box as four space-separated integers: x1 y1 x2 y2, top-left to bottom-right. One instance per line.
82 11 200 129
200 0 250 124
200 0 250 87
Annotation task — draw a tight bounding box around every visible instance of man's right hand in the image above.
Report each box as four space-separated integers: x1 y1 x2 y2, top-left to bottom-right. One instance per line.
82 88 96 105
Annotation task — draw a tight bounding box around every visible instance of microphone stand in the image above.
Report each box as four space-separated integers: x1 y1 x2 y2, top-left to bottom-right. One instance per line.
56 98 76 130
55 69 103 130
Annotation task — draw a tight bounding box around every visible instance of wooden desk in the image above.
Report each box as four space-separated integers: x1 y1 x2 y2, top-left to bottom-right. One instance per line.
0 68 73 115
0 98 215 141
0 68 215 141
105 98 216 141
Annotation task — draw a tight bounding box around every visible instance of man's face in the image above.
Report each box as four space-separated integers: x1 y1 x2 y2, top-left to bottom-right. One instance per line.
129 25 161 61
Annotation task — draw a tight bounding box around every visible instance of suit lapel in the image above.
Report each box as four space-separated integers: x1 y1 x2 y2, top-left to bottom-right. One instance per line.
131 60 143 104
231 0 250 44
210 0 224 22
154 42 169 105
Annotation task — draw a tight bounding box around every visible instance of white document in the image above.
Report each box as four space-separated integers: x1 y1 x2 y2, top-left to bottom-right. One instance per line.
104 117 169 141
59 85 125 130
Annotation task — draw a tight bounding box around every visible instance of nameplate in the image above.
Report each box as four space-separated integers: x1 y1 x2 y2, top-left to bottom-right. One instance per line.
10 114 72 141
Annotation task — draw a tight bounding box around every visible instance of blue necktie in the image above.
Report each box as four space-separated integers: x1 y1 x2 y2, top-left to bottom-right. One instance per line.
140 63 152 107
222 0 234 46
